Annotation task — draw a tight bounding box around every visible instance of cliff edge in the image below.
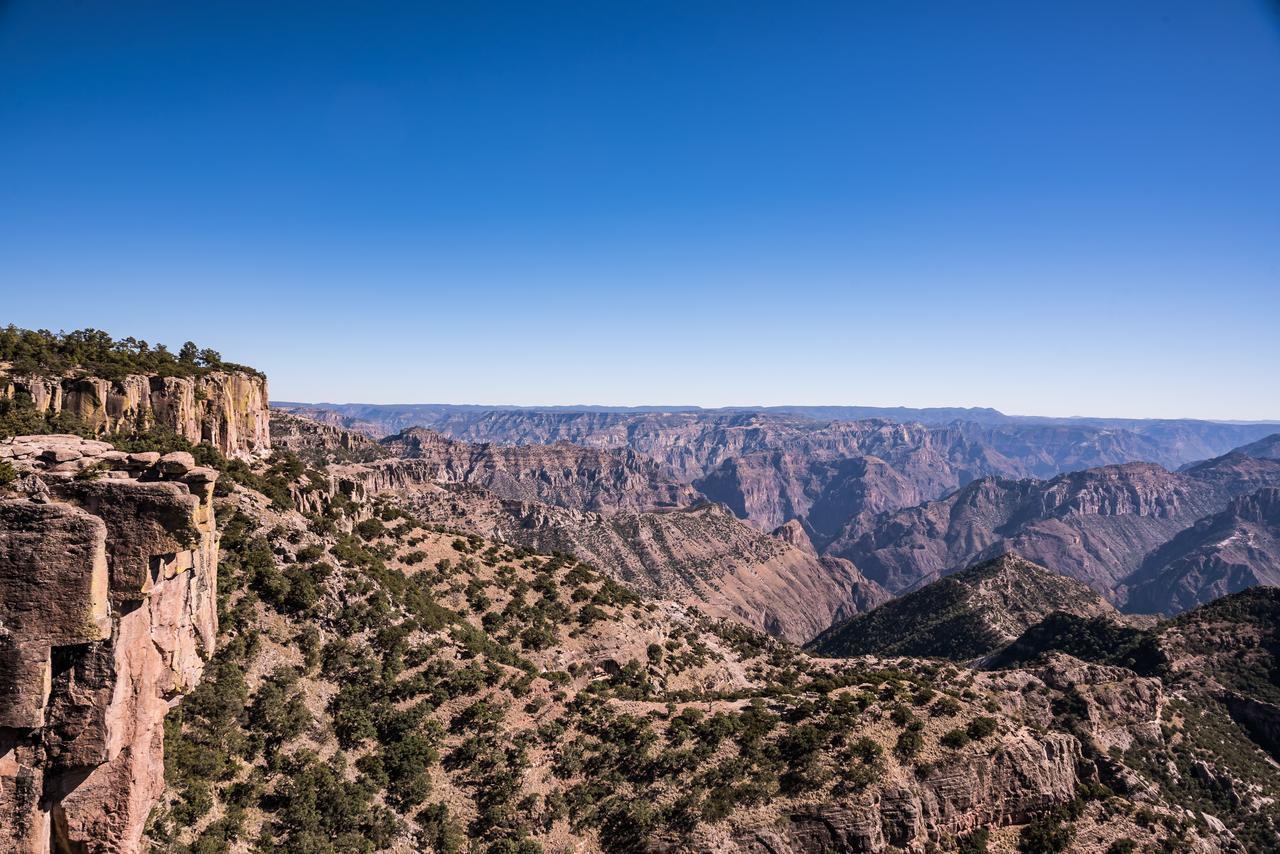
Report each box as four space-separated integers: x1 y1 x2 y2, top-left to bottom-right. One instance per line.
2 369 270 459
0 434 219 853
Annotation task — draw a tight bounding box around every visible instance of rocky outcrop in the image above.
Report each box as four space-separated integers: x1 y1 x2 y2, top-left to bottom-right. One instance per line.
1034 655 1165 754
2 370 270 458
0 435 218 854
685 730 1079 852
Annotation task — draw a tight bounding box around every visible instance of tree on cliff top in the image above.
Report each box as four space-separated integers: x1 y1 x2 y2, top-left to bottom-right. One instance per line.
0 325 263 381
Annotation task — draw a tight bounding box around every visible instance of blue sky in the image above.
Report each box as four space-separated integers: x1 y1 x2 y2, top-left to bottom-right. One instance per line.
2 1 1278 419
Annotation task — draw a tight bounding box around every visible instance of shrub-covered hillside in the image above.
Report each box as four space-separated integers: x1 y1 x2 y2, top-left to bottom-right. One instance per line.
136 451 1233 854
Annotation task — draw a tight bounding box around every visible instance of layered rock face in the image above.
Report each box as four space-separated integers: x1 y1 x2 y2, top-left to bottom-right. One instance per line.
702 731 1080 853
2 370 270 458
0 435 218 853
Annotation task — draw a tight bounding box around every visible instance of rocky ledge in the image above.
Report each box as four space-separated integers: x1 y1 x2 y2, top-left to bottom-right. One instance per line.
1 434 219 853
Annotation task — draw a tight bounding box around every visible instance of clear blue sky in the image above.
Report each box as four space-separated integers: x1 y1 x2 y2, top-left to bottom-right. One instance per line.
3 1 1279 419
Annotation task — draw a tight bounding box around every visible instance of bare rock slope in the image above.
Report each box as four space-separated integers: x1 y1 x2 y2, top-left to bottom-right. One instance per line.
401 486 888 642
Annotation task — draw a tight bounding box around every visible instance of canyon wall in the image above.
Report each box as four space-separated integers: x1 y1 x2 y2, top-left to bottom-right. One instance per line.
0 435 219 853
2 370 270 458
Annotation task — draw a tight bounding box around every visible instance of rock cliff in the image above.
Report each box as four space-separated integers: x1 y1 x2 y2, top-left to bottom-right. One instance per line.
694 730 1080 852
0 434 219 853
2 369 270 458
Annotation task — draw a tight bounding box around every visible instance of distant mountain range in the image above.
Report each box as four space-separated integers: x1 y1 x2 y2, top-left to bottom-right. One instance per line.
276 400 1279 451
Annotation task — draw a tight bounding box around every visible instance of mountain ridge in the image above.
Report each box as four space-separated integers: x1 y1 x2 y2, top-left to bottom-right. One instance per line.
806 553 1123 660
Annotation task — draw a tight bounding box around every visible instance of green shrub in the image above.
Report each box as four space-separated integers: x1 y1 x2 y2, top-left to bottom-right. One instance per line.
895 729 924 758
356 517 387 541
966 716 997 740
1018 812 1073 853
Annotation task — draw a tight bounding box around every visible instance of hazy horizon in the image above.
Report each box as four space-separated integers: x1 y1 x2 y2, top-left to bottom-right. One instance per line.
4 1 1279 420
274 399 1280 425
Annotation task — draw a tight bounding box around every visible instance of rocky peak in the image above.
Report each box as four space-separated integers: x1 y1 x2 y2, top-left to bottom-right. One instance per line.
771 518 818 554
1 434 219 853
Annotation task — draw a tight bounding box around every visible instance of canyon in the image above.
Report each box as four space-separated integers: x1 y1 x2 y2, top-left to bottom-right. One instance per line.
4 332 1280 852
282 401 1280 623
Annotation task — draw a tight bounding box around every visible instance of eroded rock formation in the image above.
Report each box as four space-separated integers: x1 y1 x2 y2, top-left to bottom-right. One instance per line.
2 370 270 458
0 435 218 853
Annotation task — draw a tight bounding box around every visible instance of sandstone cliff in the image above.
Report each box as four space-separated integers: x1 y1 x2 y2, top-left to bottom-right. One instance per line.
2 369 270 458
0 435 219 853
